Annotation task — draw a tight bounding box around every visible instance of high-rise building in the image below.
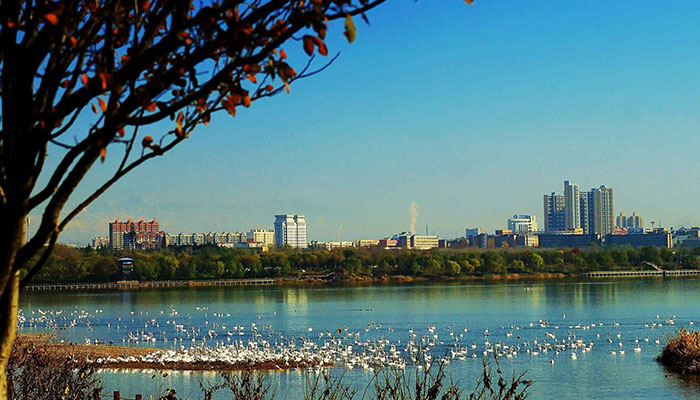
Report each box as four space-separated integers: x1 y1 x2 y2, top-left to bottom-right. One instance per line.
507 215 538 233
628 212 644 229
109 218 163 249
616 211 644 229
579 191 595 234
465 228 484 238
274 215 307 248
543 193 565 232
592 186 614 236
615 212 627 229
564 180 581 230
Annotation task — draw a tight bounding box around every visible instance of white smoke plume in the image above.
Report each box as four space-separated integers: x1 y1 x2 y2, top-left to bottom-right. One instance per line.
337 223 345 241
409 201 418 234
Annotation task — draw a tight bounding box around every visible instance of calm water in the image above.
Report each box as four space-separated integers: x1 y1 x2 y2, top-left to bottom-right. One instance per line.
18 278 700 399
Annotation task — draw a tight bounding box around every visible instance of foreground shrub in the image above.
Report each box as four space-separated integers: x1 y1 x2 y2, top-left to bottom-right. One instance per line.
657 328 700 373
200 357 531 400
8 336 101 400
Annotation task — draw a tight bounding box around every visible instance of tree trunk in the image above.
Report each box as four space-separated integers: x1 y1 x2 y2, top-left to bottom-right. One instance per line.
0 271 19 400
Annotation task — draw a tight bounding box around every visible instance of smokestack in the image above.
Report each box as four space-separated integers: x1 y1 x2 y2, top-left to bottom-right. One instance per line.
409 201 418 234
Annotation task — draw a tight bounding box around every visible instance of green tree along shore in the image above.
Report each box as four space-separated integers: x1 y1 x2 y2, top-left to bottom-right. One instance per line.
28 244 700 283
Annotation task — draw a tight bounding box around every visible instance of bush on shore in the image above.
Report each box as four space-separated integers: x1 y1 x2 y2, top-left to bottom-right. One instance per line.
8 336 101 400
657 328 700 373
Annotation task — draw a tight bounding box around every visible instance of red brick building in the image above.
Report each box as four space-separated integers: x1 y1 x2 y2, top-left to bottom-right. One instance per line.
109 218 164 249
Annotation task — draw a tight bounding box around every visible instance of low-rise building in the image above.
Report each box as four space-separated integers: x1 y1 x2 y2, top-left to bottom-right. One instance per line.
507 215 538 233
248 229 275 245
310 241 354 250
605 232 672 248
410 235 439 249
536 232 601 248
354 239 379 247
91 236 110 248
379 238 398 248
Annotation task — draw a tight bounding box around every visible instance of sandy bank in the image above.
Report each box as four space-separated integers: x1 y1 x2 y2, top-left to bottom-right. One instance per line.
16 334 322 372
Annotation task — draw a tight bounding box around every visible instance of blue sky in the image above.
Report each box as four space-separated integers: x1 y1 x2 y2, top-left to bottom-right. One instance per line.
40 1 700 243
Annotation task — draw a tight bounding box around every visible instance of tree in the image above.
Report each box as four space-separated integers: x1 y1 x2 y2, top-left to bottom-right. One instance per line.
0 0 390 395
610 249 628 266
523 252 544 272
482 252 505 275
445 260 461 276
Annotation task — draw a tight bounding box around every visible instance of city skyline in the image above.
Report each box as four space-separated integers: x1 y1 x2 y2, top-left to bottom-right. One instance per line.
35 2 700 244
62 179 666 245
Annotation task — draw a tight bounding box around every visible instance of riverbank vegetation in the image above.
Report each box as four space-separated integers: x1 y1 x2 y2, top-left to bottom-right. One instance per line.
28 244 700 284
657 328 700 374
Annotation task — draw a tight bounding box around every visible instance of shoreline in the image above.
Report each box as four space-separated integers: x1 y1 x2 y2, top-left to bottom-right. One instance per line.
15 334 323 372
25 270 700 291
24 273 572 291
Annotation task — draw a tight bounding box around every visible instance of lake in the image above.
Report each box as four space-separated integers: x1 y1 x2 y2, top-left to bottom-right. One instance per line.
17 278 700 399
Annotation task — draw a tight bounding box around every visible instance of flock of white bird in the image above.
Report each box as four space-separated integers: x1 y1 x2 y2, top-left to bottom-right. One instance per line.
16 307 687 371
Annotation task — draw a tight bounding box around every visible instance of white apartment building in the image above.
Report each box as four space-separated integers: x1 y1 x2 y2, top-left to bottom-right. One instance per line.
507 215 538 233
274 214 307 248
248 229 275 245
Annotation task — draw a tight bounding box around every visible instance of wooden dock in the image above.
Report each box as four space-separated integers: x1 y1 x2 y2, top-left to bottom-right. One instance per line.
24 278 275 291
579 270 700 278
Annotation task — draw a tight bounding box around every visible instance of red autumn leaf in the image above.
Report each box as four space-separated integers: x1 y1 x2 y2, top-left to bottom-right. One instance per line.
176 111 184 134
302 35 314 56
317 41 328 56
98 72 108 90
99 148 106 162
81 74 89 86
145 102 157 112
222 98 236 116
118 127 125 137
280 49 287 59
98 98 107 112
91 103 97 114
142 136 154 147
44 13 59 25
265 85 274 92
246 75 257 84
60 79 69 88
242 95 251 107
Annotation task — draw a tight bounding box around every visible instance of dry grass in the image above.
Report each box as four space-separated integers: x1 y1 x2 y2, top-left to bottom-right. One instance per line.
657 328 700 373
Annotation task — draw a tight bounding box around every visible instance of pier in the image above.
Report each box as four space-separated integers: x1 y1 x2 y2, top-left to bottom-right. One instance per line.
24 278 275 291
580 270 700 278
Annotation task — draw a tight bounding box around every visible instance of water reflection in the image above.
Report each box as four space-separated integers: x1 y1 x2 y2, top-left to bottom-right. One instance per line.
18 278 700 399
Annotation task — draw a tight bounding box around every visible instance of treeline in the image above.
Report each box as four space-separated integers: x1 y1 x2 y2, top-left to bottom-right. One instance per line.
27 244 700 283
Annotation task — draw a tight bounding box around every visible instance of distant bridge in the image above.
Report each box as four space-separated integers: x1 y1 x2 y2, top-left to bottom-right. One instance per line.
24 278 275 291
580 269 700 278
